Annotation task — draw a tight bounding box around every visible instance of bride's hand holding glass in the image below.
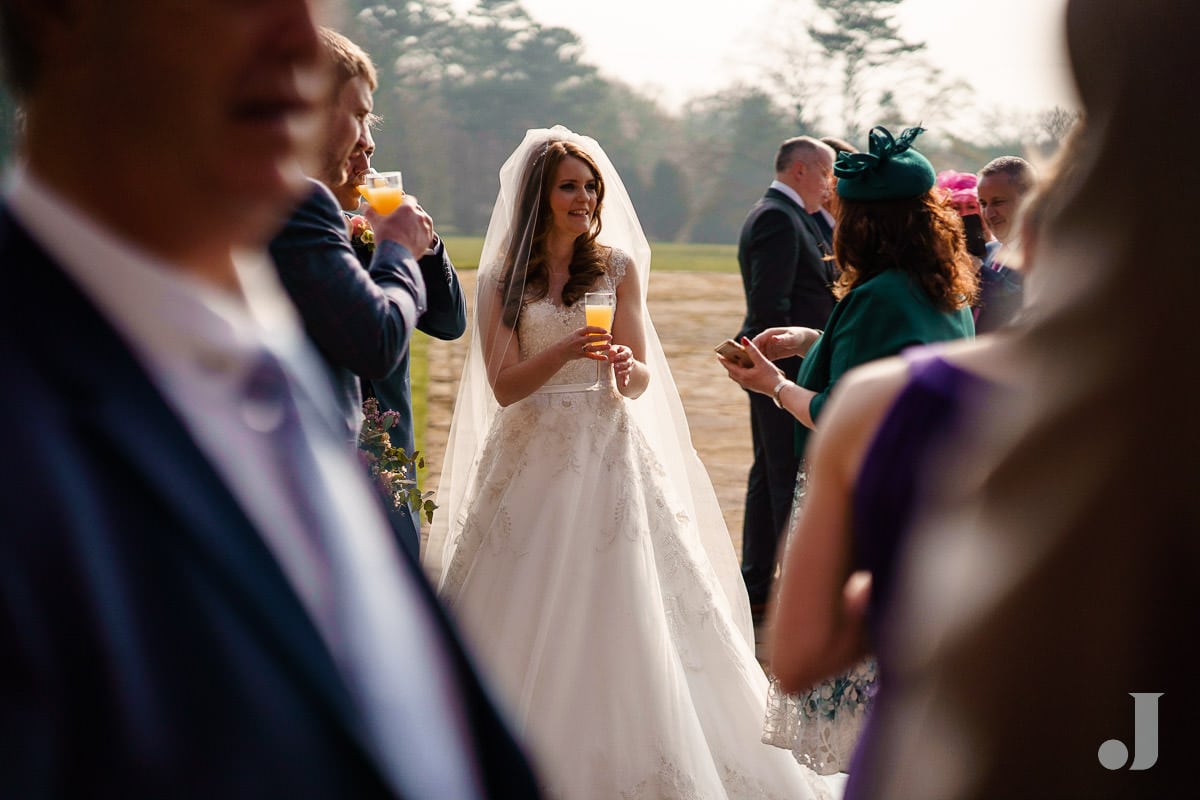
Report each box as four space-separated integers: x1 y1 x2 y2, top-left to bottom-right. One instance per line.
563 326 611 362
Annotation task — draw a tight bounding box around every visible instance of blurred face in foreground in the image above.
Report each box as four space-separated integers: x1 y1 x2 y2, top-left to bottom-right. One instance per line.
25 0 332 260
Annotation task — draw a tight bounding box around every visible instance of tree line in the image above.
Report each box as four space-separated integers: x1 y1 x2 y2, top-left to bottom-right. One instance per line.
0 0 1078 243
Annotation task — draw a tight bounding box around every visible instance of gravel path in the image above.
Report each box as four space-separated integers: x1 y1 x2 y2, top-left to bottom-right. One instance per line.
422 271 753 552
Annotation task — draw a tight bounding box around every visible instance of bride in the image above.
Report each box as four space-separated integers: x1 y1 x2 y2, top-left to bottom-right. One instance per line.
424 126 833 799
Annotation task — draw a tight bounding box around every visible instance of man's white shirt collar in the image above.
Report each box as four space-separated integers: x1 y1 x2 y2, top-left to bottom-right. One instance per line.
5 165 310 387
770 179 807 211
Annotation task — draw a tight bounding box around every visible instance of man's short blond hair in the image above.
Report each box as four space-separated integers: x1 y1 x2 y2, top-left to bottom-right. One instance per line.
319 27 377 94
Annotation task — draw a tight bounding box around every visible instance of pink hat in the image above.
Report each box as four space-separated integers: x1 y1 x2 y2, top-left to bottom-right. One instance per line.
936 170 980 216
936 169 978 191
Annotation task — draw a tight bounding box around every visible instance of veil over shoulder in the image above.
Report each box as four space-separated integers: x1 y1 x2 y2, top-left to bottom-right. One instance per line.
424 125 753 646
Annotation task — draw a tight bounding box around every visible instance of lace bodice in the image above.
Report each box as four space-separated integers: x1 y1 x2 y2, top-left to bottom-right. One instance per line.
517 249 629 390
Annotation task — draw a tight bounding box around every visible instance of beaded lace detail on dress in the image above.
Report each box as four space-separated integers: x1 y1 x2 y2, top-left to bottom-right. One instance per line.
518 248 628 390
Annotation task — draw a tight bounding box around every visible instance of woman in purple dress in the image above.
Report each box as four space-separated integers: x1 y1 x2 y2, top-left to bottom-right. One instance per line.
768 344 994 799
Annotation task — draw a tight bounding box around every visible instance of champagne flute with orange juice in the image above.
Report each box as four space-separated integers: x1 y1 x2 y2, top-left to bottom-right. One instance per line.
584 290 616 387
357 170 405 214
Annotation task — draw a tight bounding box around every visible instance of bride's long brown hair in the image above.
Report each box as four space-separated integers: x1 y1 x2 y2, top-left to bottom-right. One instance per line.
499 140 608 327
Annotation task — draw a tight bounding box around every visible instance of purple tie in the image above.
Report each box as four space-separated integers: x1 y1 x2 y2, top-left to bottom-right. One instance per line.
239 351 340 646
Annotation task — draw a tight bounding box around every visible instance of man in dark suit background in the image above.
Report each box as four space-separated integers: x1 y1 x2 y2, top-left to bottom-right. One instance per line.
325 102 468 553
735 136 837 617
0 1 539 797
974 155 1036 332
270 28 434 448
269 28 461 559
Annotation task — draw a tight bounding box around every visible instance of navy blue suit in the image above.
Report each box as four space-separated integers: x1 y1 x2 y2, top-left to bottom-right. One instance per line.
270 180 430 557
0 205 540 799
269 180 427 445
736 187 836 605
351 227 467 555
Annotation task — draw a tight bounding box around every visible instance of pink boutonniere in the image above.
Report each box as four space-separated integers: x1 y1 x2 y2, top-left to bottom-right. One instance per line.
347 213 375 252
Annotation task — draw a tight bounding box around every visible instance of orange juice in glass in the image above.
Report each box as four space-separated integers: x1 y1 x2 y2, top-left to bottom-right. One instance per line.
584 290 615 343
357 170 404 214
584 291 615 389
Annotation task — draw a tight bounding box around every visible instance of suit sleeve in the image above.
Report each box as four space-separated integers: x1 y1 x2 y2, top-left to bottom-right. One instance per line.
270 183 427 380
415 237 467 341
743 208 800 332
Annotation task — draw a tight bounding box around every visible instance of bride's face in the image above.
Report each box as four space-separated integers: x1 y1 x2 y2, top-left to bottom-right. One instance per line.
546 156 598 240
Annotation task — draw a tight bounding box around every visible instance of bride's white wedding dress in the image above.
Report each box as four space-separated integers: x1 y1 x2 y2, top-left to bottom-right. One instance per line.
436 252 831 800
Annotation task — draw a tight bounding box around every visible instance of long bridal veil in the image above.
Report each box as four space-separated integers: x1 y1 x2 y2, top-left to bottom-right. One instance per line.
424 125 752 646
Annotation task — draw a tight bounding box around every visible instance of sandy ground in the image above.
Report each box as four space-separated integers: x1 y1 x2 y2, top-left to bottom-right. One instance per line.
421 270 753 552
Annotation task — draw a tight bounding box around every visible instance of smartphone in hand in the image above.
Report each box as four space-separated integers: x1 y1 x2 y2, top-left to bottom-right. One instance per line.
715 338 753 368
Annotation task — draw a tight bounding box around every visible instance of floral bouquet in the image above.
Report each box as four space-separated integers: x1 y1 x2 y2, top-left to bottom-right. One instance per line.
358 397 436 523
794 658 878 721
762 657 879 775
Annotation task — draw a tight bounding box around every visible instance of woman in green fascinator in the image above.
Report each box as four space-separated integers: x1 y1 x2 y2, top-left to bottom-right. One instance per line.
720 124 978 779
722 125 978 446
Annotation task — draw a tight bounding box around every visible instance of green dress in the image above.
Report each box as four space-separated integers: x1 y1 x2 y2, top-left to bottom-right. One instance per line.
794 269 974 458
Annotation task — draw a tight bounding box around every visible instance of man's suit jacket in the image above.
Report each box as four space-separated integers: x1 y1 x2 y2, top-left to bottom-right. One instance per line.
737 187 836 377
811 208 835 251
356 232 467 463
974 241 1024 333
269 179 427 444
356 230 467 555
0 205 540 799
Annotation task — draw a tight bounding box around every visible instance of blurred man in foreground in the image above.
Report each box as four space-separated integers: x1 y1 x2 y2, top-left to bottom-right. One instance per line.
0 2 539 796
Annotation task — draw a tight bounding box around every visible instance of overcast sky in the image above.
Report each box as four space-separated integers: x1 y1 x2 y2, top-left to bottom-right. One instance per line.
451 0 1077 118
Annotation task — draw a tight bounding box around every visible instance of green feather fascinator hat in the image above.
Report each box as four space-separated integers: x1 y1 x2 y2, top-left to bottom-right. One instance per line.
835 125 936 201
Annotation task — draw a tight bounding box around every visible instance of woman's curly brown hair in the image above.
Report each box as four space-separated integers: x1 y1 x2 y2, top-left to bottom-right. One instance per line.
833 191 979 311
500 140 608 327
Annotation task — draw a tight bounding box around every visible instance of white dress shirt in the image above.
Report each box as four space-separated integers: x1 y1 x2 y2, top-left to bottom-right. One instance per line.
5 167 483 800
770 178 808 210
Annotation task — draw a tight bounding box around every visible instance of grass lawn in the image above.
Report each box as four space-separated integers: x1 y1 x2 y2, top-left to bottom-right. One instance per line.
412 237 738 463
439 236 738 273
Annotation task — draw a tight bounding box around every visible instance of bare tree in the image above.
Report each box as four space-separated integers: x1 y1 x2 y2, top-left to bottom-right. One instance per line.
808 0 925 140
1039 105 1083 148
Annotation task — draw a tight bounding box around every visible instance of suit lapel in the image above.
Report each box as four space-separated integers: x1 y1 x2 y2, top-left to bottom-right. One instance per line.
764 188 835 273
1 207 386 777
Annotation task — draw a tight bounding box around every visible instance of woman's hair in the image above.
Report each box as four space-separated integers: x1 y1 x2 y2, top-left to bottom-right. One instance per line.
499 139 608 327
832 191 978 311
